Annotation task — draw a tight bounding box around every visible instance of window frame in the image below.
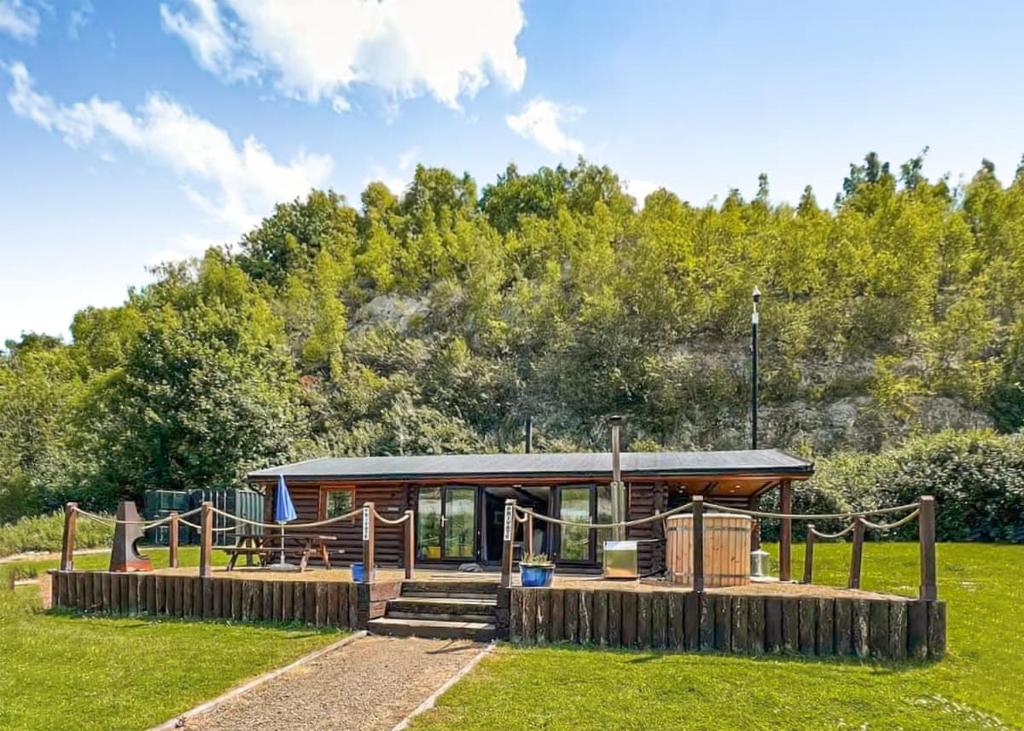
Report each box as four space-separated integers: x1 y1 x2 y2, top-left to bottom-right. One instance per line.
317 483 357 522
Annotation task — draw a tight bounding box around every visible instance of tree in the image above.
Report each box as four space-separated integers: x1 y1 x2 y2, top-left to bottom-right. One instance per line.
83 252 308 497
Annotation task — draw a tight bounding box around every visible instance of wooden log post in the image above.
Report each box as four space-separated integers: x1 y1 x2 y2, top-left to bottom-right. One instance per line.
779 480 792 582
404 510 416 580
525 511 534 557
848 518 865 590
802 524 816 584
362 502 375 583
918 496 937 601
61 502 78 571
168 511 180 569
500 499 516 589
692 495 705 594
199 501 213 578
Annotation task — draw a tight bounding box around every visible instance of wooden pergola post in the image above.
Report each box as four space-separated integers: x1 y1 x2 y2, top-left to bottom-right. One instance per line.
404 509 416 580
60 502 78 571
199 501 213 578
500 499 517 588
848 518 865 590
168 511 180 568
918 496 937 600
802 524 816 584
779 480 792 581
362 502 375 583
692 495 705 593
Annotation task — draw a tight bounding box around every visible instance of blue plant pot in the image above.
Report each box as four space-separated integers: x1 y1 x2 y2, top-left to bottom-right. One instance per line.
520 564 554 588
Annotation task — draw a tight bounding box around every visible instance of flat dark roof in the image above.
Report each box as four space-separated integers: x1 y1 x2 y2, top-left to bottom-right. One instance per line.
248 449 813 482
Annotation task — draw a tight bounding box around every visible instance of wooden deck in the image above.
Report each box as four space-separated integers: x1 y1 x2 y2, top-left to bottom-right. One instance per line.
49 567 946 662
149 565 905 601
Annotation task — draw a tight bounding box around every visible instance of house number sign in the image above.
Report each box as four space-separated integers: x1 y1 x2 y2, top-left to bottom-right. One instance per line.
503 504 514 541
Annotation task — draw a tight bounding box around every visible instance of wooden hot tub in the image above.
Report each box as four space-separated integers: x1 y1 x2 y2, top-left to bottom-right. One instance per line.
666 513 751 587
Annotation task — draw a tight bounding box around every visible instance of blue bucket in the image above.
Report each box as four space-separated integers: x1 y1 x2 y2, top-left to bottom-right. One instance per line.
520 564 554 588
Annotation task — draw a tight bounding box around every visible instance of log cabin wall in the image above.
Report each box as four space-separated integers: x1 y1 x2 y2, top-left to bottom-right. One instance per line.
260 481 413 567
626 483 665 574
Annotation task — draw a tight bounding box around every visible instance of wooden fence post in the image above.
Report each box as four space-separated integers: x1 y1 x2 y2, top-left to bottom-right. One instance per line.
404 510 416 580
500 499 517 588
61 502 78 571
199 501 213 578
918 496 937 601
803 524 816 585
848 519 865 590
779 480 792 581
168 511 180 568
525 510 534 557
692 496 704 593
362 502 375 583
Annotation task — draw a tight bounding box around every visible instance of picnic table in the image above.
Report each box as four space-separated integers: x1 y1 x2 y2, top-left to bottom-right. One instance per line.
220 532 343 572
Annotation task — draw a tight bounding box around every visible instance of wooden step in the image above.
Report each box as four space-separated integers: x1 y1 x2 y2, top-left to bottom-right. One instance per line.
386 611 495 623
401 580 498 596
368 616 496 642
389 596 496 617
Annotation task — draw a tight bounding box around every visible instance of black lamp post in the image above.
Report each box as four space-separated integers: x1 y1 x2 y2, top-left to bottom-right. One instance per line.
751 286 761 449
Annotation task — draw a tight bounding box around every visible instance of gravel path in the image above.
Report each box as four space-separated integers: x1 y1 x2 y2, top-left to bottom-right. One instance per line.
183 635 485 731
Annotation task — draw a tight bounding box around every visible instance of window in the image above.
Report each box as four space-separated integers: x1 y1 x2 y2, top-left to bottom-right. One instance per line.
322 488 354 519
558 484 615 563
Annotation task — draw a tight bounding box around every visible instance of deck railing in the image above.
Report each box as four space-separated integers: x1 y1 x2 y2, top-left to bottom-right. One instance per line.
500 494 937 600
59 500 417 583
60 493 937 600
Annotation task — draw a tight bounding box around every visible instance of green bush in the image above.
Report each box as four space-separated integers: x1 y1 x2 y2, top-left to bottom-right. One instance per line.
770 430 1024 543
0 509 112 559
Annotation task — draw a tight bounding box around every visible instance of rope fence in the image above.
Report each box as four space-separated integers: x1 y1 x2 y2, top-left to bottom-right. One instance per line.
208 506 362 530
75 506 201 529
59 490 939 603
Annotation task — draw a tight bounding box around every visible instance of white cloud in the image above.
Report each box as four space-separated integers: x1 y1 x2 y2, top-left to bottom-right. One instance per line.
5 61 333 232
159 0 255 82
69 1 93 40
363 147 419 196
159 0 527 112
148 232 228 266
0 0 40 41
506 97 584 156
625 179 661 209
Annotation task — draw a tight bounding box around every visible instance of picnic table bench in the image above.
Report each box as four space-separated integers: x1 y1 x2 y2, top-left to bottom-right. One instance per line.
220 532 343 572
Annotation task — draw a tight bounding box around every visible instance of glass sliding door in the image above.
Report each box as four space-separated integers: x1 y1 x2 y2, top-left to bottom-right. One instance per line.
417 486 478 561
443 486 476 560
417 487 443 561
558 484 614 564
595 484 613 563
559 487 592 561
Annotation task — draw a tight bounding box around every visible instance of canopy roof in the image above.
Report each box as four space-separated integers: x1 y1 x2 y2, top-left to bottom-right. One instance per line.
249 448 812 483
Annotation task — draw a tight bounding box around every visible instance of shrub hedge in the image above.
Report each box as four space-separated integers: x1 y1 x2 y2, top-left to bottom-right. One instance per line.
0 509 112 559
761 430 1024 542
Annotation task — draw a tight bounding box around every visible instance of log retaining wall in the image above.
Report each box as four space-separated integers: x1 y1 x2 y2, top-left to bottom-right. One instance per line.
503 587 945 661
49 570 402 630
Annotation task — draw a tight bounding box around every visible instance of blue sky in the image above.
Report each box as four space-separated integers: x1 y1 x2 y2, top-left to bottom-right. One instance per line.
2 0 1023 342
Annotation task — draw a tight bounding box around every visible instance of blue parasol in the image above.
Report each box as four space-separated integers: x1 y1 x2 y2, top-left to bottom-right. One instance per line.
272 475 297 571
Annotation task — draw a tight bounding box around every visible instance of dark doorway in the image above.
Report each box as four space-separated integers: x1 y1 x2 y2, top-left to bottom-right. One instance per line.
481 486 551 563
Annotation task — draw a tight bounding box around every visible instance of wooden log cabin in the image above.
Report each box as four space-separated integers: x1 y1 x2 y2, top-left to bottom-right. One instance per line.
248 449 813 575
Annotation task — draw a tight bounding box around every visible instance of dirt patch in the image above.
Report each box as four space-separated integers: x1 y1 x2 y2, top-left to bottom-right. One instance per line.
182 635 485 731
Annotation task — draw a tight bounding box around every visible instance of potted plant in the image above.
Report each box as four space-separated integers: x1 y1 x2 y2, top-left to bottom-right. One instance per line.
519 553 555 588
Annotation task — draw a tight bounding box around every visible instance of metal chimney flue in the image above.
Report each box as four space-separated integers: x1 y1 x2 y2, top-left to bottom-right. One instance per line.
608 415 626 540
525 416 534 454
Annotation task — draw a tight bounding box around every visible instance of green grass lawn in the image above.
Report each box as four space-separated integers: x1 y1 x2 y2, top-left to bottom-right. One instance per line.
0 547 343 731
413 543 1023 730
